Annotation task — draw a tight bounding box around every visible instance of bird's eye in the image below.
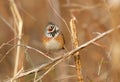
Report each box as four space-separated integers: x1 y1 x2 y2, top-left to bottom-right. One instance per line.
48 25 54 31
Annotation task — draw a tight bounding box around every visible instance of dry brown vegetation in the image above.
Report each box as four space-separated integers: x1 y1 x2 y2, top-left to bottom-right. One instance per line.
0 0 120 82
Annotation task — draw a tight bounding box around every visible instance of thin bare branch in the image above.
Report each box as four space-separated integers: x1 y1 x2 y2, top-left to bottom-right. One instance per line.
98 58 104 76
0 13 16 34
63 3 101 9
0 37 17 49
19 6 37 21
55 75 77 81
25 45 54 61
0 37 17 63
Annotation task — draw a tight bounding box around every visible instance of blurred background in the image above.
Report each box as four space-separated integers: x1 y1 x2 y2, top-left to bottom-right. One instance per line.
0 0 120 82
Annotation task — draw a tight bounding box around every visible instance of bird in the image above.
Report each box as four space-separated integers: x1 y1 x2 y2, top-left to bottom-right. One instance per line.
42 22 64 51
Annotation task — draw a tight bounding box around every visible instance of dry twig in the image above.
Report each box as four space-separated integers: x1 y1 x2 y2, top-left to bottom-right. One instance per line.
0 13 16 34
0 37 18 63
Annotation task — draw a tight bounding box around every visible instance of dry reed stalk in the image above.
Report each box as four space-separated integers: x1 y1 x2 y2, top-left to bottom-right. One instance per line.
7 25 120 81
9 0 23 81
70 17 84 82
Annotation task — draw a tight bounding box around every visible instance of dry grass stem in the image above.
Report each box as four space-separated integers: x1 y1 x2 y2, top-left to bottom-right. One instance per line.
9 0 23 81
0 37 18 63
19 7 37 21
24 45 54 61
55 75 77 81
10 68 23 82
63 3 101 8
98 58 104 76
0 14 16 34
33 71 38 82
70 17 84 82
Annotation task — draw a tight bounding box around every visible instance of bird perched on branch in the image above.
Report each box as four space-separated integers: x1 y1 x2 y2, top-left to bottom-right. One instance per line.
42 22 64 51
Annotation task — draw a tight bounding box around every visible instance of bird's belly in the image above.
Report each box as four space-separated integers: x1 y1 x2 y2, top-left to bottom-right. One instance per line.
45 39 62 50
